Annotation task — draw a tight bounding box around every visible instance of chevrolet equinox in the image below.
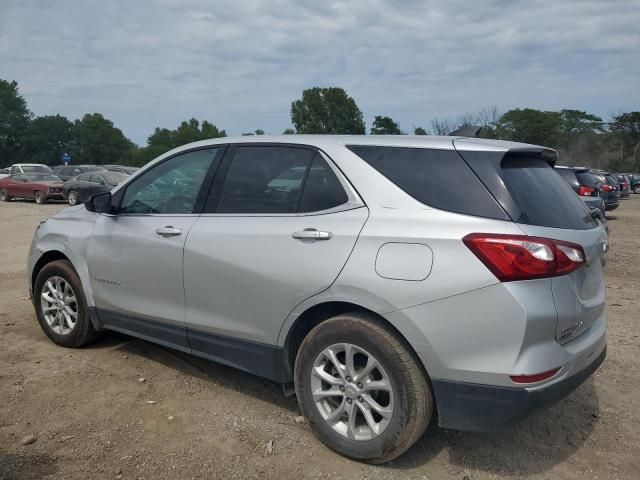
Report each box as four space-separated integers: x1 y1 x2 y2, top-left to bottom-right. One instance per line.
28 135 607 463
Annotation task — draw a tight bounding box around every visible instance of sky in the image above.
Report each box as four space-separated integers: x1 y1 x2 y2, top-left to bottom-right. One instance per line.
2 0 639 145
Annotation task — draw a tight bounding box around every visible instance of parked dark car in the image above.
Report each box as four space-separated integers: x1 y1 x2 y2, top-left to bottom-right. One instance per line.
0 173 64 204
52 165 105 182
613 173 631 198
628 174 640 194
101 165 138 175
555 166 619 211
62 171 129 205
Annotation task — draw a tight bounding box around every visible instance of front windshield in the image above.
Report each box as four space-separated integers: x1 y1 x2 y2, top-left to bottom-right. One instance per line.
26 174 61 182
22 165 53 174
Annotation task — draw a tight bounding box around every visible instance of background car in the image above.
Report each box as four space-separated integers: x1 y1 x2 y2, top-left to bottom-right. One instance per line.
101 165 139 174
52 164 105 182
9 163 53 175
0 167 9 179
628 174 640 194
0 172 64 203
555 166 619 211
613 173 631 198
62 170 129 205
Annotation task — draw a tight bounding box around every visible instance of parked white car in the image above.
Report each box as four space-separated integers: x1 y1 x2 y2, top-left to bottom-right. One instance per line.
9 163 53 175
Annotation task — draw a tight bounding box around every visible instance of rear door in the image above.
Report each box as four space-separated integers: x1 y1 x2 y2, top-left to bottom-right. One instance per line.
183 144 368 359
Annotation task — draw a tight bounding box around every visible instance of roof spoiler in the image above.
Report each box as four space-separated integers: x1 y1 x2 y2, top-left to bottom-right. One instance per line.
449 126 483 137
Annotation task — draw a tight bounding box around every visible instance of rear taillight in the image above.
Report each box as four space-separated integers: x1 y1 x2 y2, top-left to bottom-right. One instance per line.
463 233 586 282
578 186 595 196
600 184 614 192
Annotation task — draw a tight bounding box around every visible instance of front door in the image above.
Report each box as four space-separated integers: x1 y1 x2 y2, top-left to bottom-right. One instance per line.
183 145 368 375
87 147 223 349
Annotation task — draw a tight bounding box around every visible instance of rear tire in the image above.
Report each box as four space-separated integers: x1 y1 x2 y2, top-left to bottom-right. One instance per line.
67 191 79 206
34 191 46 204
34 260 101 348
634 185 640 194
0 189 10 202
294 312 432 464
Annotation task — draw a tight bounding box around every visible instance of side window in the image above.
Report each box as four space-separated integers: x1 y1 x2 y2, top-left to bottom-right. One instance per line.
118 148 220 214
298 156 348 212
93 174 106 185
12 174 26 181
72 168 82 176
10 167 19 175
76 173 91 182
216 146 315 213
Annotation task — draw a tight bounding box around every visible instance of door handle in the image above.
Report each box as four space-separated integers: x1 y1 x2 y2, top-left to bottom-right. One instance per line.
155 226 183 237
292 228 332 240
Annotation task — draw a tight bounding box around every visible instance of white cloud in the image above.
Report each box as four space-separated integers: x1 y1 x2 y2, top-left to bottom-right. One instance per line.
1 0 639 142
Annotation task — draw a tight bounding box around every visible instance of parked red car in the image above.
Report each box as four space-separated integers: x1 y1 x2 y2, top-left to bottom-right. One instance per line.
0 173 64 204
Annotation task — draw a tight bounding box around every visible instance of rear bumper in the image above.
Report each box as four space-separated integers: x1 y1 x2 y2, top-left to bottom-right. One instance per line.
432 345 606 432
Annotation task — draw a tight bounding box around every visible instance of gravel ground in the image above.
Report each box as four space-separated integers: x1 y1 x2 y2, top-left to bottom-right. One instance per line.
1 197 639 480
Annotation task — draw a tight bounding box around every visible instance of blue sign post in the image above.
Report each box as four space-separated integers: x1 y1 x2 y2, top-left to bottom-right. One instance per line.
62 152 71 165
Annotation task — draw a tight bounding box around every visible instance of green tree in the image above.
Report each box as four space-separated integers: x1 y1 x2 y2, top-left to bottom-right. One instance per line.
254 129 265 135
0 79 32 167
495 108 563 145
69 113 134 165
559 110 604 134
282 128 295 134
22 115 74 166
290 87 365 134
134 118 226 166
609 111 640 171
414 127 428 135
370 115 402 135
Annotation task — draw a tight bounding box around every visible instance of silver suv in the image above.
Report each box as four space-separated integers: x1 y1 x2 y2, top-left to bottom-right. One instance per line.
27 136 607 463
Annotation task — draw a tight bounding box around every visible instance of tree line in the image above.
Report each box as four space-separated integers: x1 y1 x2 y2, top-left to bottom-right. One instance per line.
1 79 638 172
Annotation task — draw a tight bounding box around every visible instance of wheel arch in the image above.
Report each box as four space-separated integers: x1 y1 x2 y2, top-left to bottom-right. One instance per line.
31 250 72 292
280 300 434 390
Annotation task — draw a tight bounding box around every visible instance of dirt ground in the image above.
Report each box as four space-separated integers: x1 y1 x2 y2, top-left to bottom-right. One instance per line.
0 197 639 480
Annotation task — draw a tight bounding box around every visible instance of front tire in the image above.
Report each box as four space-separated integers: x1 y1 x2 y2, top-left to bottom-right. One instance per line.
34 191 46 204
34 260 101 348
634 185 640 194
294 312 432 464
0 189 10 201
67 191 79 206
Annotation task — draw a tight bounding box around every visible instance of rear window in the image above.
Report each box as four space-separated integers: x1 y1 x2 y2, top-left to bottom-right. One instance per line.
576 171 598 186
347 145 507 219
501 157 597 230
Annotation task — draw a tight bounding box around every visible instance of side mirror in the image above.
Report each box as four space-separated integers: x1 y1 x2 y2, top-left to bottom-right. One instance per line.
86 191 113 214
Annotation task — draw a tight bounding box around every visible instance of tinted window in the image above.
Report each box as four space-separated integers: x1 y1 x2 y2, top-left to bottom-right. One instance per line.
119 148 220 214
216 146 315 213
576 171 598 186
76 173 92 182
90 173 105 184
298 156 348 212
501 157 597 230
102 172 128 185
347 145 506 219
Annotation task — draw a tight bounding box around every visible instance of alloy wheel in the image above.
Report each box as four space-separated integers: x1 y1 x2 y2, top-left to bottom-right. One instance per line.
68 191 78 205
40 276 78 335
311 343 394 441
